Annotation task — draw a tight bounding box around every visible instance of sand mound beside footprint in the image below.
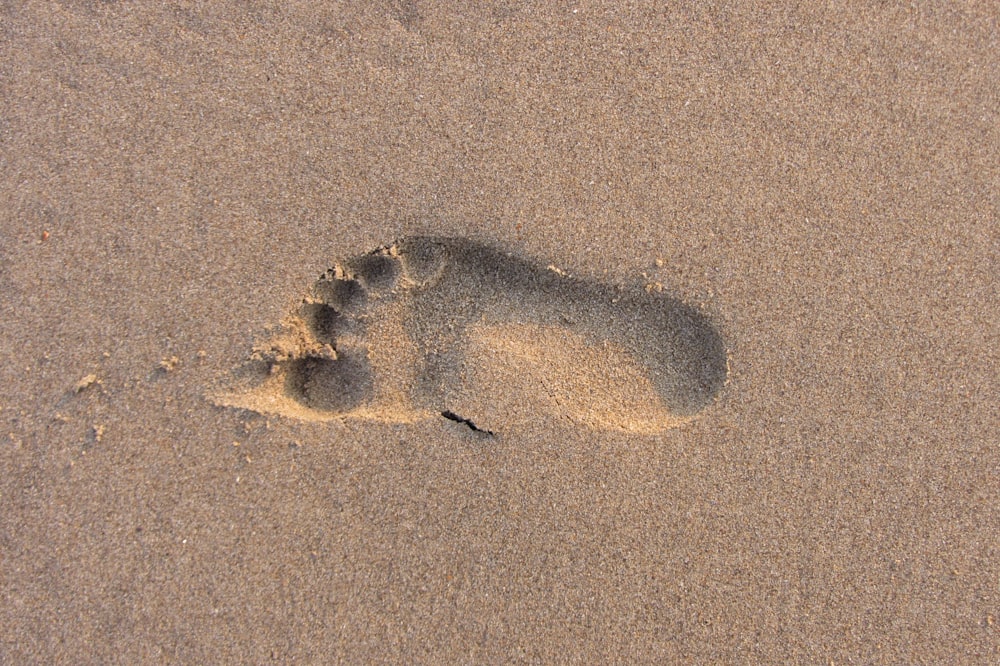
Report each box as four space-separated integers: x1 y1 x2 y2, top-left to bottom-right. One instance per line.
213 237 727 434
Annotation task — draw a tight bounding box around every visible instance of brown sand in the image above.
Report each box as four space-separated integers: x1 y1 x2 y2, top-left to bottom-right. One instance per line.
2 2 997 662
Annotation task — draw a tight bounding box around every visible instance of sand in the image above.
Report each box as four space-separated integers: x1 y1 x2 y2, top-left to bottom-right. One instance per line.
2 2 997 663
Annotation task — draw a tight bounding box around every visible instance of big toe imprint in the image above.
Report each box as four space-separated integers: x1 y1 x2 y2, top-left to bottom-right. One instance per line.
213 237 728 434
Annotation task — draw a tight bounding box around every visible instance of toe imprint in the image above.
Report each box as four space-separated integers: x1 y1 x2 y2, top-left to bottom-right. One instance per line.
212 237 727 434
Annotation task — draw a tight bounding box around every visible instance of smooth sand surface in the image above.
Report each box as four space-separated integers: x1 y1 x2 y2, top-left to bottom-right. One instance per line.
2 2 997 662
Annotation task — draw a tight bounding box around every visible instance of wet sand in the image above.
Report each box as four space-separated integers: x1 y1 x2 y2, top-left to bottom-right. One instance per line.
2 2 997 662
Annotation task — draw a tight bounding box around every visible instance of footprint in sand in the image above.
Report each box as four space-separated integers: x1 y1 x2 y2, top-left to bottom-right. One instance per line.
213 237 727 435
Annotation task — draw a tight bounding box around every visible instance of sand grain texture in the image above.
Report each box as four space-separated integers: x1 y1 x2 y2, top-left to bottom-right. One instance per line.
1 2 997 663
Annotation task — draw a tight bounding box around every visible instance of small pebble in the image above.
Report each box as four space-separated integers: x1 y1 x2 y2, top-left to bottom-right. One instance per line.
74 374 100 392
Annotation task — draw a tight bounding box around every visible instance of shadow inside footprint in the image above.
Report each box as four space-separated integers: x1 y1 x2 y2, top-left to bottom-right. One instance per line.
213 237 728 434
285 352 372 413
